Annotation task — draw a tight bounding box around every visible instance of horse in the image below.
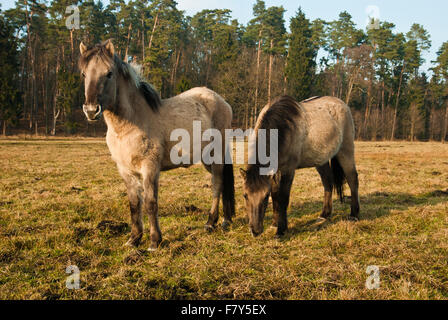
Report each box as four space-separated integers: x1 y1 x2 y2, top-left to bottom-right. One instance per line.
79 40 235 251
240 95 360 238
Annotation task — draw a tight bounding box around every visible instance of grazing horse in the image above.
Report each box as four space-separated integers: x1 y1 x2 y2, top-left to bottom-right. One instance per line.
240 95 360 238
79 40 235 251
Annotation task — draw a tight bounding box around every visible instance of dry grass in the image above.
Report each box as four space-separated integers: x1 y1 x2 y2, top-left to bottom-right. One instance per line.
0 138 447 300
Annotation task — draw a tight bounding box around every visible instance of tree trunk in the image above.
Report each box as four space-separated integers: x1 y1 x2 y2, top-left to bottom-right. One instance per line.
380 81 385 140
170 49 181 94
205 50 211 87
52 52 61 136
345 67 359 106
2 120 6 136
429 105 435 141
268 39 274 105
70 29 75 70
410 104 415 142
361 83 372 140
244 102 249 129
141 15 145 62
125 23 132 62
283 50 289 95
391 64 405 141
30 36 36 134
44 57 49 136
253 31 263 128
148 9 160 54
25 0 32 129
443 101 448 144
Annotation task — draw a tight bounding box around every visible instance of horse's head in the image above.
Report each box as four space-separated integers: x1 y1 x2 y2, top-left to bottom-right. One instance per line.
240 168 278 237
79 39 118 122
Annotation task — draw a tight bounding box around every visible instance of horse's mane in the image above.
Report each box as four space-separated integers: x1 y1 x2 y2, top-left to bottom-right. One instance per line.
79 42 161 112
245 95 302 189
258 95 302 137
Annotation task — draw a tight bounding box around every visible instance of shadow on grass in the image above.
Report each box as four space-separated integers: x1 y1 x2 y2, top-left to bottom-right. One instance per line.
58 188 447 247
281 189 448 239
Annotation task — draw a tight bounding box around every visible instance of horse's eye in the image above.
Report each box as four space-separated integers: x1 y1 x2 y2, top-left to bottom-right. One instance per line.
243 194 248 200
107 72 113 79
81 72 86 78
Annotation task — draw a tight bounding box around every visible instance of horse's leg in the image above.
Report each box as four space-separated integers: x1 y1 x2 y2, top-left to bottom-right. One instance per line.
204 164 222 232
120 171 143 247
316 163 334 219
142 168 162 251
271 171 295 237
270 177 280 228
336 150 360 220
221 162 235 231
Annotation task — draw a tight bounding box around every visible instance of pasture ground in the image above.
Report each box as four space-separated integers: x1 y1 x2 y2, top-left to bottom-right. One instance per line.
0 138 447 300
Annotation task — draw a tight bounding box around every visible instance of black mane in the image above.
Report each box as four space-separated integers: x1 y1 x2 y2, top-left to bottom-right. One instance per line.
258 95 302 157
245 95 302 189
139 81 162 112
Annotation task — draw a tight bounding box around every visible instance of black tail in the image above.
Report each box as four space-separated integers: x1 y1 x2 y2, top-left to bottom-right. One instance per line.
222 163 235 219
331 157 346 203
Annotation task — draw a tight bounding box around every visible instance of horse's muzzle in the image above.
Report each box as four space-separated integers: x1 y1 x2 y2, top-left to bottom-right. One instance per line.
250 225 264 237
83 104 103 122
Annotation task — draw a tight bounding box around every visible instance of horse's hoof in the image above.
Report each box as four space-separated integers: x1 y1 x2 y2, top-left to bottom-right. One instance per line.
147 241 160 252
348 216 359 222
204 225 215 233
221 221 231 231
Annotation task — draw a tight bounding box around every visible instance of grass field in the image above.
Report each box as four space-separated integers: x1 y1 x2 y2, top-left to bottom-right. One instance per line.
0 138 447 300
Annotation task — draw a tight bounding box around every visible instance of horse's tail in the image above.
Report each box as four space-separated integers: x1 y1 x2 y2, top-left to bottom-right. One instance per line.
331 157 346 203
222 162 235 219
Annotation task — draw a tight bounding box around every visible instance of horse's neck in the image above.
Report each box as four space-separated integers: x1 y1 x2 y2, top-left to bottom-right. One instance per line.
104 76 155 135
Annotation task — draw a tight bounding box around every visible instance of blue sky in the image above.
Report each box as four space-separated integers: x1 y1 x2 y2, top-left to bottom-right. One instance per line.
2 0 446 72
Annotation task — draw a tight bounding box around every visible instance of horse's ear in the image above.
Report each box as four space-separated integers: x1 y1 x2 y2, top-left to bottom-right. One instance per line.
239 168 247 180
104 39 115 57
80 42 87 55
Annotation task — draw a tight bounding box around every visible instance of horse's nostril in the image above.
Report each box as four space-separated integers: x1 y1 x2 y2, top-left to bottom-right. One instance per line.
83 104 102 121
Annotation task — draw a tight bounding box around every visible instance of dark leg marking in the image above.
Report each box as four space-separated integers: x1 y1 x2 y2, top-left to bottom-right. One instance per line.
121 173 143 247
316 163 334 219
271 171 295 237
336 153 360 220
143 173 162 251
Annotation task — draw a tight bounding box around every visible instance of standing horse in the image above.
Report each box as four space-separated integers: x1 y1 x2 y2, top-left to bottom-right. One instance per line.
240 95 360 237
79 40 235 251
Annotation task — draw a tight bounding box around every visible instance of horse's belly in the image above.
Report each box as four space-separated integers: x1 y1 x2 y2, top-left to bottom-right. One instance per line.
161 121 215 169
298 117 343 168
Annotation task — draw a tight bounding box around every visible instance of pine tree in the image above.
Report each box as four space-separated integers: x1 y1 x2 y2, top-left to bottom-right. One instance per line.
0 12 22 135
433 42 448 142
285 8 316 102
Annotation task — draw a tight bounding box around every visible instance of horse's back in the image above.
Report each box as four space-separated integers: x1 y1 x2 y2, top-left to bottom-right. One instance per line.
298 96 353 168
157 88 233 170
174 87 233 130
302 96 350 121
